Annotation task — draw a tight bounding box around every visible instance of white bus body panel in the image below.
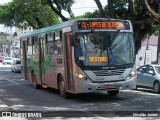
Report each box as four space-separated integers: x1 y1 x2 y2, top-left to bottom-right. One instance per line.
74 68 137 93
76 76 136 93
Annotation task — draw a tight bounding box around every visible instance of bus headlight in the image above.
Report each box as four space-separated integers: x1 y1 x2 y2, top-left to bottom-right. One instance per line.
75 67 88 80
126 69 136 80
76 73 84 79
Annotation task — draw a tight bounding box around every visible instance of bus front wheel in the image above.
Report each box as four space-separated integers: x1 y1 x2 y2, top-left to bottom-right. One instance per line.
58 76 69 99
108 90 119 96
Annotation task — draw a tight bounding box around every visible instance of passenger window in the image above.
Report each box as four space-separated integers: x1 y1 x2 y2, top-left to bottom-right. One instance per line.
54 30 62 55
46 32 54 55
55 31 62 41
49 46 54 54
33 36 38 54
27 37 32 55
54 42 62 54
146 66 155 74
137 66 146 73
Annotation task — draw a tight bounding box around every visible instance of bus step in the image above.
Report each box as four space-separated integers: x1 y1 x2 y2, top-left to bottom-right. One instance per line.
42 84 48 88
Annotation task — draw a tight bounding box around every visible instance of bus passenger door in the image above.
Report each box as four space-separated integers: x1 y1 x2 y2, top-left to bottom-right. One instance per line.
64 33 74 91
22 40 28 80
39 37 46 86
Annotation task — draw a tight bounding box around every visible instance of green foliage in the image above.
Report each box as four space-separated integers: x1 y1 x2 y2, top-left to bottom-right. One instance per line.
83 0 160 53
47 0 75 21
56 0 75 17
0 0 60 29
0 35 6 41
0 0 159 54
0 34 7 42
0 2 15 27
69 15 85 20
84 10 101 18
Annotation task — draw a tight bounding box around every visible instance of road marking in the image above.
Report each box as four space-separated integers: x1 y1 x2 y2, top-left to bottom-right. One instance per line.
0 76 19 85
0 70 12 71
122 90 159 96
0 104 8 107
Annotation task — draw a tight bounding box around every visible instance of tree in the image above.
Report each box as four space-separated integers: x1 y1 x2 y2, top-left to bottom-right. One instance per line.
94 0 105 17
84 0 160 53
143 0 160 22
0 0 60 29
47 0 75 21
0 32 8 43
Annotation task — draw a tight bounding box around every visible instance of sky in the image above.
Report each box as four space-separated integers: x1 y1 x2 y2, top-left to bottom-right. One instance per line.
0 0 107 33
66 0 107 17
0 0 12 4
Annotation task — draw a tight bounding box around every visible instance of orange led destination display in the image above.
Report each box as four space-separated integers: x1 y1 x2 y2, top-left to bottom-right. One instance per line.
89 57 107 62
78 21 129 30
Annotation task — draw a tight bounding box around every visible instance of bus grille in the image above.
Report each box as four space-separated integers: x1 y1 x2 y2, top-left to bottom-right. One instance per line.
92 69 125 76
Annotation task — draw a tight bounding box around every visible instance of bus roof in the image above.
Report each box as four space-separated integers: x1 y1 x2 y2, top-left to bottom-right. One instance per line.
20 18 131 38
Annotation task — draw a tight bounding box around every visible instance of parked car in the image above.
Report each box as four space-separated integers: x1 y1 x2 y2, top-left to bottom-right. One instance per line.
0 56 4 62
137 64 160 93
2 57 13 65
11 58 21 73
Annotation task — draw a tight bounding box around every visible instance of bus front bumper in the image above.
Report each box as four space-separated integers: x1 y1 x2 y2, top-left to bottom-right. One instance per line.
76 76 137 94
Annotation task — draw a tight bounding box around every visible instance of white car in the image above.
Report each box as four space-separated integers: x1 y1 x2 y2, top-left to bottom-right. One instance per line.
137 64 160 93
2 57 13 65
11 58 21 73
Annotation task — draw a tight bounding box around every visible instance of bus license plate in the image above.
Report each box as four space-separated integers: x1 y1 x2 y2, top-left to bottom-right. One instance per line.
105 84 120 90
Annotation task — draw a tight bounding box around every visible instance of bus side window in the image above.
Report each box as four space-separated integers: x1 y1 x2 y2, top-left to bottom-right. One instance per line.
47 43 54 54
46 32 54 55
34 36 38 54
54 30 62 55
32 37 34 54
27 37 32 55
55 31 62 41
54 42 62 54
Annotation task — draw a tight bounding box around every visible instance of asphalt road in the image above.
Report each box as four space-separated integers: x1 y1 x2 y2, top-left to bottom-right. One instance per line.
0 63 160 120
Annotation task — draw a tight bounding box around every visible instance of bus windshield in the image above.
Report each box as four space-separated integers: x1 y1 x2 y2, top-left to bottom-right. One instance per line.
74 31 135 66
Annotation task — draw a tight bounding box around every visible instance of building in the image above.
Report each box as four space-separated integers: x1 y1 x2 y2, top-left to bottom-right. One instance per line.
10 27 32 58
136 35 159 67
0 34 13 56
10 36 20 58
0 40 6 53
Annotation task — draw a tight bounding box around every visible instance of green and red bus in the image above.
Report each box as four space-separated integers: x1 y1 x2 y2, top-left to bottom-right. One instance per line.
20 18 136 98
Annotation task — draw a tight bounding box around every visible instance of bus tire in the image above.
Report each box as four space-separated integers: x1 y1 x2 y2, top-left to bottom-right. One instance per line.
58 76 69 99
31 72 41 89
108 90 119 96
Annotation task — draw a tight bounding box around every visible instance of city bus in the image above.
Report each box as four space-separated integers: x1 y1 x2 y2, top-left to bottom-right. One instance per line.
20 18 136 98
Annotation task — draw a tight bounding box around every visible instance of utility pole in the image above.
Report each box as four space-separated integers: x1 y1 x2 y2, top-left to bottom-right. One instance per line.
144 34 150 65
156 31 160 64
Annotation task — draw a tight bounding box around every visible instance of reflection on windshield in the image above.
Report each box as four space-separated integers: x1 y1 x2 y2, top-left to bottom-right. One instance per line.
74 31 135 66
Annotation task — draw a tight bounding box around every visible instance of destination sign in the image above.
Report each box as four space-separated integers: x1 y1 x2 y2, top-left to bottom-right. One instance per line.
78 20 130 30
89 57 107 62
